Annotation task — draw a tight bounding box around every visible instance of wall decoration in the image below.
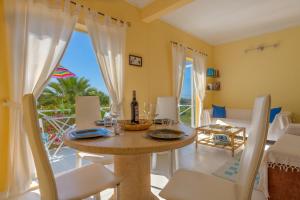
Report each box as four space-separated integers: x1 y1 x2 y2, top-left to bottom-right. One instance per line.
129 55 142 67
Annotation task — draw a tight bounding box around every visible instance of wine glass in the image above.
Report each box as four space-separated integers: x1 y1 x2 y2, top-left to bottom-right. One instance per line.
147 103 153 120
110 111 122 135
143 102 150 120
148 103 159 128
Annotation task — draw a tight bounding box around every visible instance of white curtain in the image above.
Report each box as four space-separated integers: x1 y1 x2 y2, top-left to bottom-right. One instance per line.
4 0 79 197
192 51 206 127
172 43 186 101
85 12 126 117
171 43 186 120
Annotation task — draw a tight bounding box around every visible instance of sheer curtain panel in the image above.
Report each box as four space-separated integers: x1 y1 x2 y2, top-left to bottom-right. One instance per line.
192 51 206 127
4 0 79 197
85 13 126 117
171 43 186 120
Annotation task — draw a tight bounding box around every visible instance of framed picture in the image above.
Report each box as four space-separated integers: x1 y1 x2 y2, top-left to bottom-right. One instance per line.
129 55 142 67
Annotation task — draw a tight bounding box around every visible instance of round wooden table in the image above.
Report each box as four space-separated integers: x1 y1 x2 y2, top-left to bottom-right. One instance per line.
64 123 196 200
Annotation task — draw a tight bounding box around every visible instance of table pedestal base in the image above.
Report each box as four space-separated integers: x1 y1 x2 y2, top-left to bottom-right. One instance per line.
114 154 158 200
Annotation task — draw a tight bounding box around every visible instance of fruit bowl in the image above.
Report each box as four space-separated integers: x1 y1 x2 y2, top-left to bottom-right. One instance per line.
119 119 152 131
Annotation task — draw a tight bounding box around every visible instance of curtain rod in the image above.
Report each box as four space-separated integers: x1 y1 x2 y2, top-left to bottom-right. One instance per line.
244 42 280 53
70 1 131 27
170 41 208 57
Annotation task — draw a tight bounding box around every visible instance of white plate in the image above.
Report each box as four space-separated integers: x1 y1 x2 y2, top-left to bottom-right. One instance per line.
147 129 185 140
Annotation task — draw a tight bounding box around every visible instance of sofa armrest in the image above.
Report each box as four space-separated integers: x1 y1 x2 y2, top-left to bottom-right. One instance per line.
278 112 292 129
270 113 291 131
268 112 292 141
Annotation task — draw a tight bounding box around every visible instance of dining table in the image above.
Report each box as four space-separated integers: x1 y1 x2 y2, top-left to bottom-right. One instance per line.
64 122 196 200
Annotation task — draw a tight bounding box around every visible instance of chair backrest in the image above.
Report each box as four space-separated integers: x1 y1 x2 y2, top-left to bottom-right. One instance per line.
155 96 178 121
75 96 101 130
236 95 271 200
23 94 58 200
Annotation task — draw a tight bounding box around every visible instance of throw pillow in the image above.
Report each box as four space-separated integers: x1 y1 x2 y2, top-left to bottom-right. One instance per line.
212 104 226 118
270 107 281 123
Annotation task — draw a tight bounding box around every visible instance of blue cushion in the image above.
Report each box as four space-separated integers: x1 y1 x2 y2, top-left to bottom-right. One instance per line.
212 105 226 118
270 107 281 123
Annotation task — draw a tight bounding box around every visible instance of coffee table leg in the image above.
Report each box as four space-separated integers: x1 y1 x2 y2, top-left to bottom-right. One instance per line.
230 135 235 157
195 133 198 149
243 128 246 144
114 154 158 200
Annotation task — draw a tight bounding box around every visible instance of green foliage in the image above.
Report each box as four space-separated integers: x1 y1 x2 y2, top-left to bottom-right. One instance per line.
179 105 192 126
38 77 109 113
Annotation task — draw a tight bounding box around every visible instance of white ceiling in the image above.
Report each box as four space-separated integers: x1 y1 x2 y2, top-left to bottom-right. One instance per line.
126 0 154 8
161 0 300 45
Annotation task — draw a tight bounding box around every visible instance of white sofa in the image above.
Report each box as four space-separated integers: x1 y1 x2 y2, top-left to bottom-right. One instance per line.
203 108 292 141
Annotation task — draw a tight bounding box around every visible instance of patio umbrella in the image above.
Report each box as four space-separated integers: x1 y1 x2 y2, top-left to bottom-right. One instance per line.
51 66 76 111
52 66 76 79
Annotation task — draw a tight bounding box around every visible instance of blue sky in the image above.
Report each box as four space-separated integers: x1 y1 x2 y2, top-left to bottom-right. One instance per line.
181 63 192 99
54 31 108 94
50 31 191 99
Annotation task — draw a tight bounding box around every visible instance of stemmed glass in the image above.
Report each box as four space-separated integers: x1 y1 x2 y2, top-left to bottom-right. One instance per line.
147 103 159 129
143 102 153 120
110 111 122 135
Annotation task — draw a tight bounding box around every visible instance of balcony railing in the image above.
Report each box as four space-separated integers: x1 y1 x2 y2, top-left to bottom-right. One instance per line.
38 107 110 159
179 104 192 126
39 105 192 159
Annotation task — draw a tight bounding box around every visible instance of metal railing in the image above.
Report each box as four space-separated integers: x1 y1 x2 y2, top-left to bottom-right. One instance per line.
179 104 192 115
178 104 193 126
38 107 110 159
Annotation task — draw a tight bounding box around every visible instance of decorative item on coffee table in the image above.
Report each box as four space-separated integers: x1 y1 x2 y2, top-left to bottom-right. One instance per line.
196 124 246 157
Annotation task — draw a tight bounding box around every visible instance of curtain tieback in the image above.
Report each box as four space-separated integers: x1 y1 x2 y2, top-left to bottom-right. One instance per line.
2 99 22 109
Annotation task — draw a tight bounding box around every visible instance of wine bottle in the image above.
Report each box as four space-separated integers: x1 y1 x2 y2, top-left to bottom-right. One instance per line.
131 90 139 124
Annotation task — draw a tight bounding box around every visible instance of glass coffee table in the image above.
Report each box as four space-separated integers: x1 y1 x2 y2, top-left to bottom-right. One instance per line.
196 124 246 157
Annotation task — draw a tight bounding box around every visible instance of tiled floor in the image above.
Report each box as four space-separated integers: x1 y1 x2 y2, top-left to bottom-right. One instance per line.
21 142 266 200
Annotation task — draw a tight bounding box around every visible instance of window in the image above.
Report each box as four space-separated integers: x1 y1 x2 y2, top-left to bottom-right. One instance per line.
37 30 109 161
179 58 195 127
38 30 109 115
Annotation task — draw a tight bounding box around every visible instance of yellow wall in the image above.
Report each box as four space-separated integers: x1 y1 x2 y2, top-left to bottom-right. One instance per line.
76 0 213 118
213 26 300 122
0 0 10 192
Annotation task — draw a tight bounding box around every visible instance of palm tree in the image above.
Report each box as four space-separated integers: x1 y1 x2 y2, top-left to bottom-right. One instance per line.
38 77 109 111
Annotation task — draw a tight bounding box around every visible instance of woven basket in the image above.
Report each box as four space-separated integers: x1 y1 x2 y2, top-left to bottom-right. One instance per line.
119 119 152 131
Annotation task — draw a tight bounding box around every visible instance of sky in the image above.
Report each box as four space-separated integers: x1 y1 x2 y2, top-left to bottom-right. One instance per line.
54 31 108 94
181 62 192 99
49 31 191 99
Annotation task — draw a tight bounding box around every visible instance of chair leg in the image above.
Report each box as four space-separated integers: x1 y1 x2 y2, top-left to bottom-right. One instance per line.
94 193 101 200
152 153 157 170
175 149 179 170
115 183 120 200
170 149 178 177
169 150 174 177
75 152 82 168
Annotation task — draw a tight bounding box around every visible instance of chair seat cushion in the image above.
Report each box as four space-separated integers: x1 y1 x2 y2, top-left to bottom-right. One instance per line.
56 164 120 200
159 169 237 200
